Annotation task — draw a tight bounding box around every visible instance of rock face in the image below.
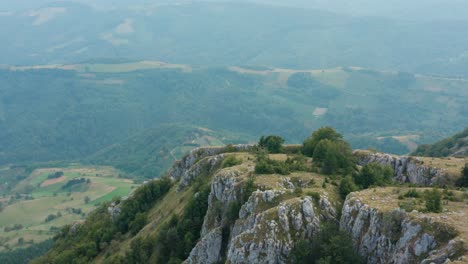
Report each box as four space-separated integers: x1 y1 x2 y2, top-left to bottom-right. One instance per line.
176 147 465 264
354 151 447 185
186 228 223 264
182 147 339 264
226 191 337 264
168 145 253 181
340 195 462 264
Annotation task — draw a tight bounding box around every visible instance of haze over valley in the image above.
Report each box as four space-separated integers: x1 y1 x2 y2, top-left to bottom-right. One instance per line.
0 1 467 263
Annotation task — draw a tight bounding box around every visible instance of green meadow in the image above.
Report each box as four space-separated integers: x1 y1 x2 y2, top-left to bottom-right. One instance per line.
0 166 138 252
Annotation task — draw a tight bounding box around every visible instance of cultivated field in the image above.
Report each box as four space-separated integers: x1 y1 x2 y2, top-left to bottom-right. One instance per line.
0 166 138 252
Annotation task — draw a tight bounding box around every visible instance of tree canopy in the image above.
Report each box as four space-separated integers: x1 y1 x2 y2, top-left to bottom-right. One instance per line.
259 135 285 153
303 127 344 157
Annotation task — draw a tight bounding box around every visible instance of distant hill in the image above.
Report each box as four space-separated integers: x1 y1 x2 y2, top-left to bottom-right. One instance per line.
0 64 467 170
412 128 468 157
86 124 250 178
2 2 468 76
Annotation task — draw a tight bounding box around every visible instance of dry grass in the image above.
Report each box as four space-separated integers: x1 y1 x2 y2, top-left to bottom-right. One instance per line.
355 187 468 244
40 176 66 187
419 156 467 177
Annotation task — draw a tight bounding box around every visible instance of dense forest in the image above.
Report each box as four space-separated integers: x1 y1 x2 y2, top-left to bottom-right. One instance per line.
0 240 53 264
0 66 466 178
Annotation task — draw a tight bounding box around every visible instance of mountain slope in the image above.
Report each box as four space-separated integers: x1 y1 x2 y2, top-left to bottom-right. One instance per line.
86 124 250 179
33 139 468 264
412 128 468 157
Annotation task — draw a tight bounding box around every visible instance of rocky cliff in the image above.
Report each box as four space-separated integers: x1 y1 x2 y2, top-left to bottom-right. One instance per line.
183 148 467 264
354 151 448 186
341 189 467 264
34 146 468 264
184 151 340 264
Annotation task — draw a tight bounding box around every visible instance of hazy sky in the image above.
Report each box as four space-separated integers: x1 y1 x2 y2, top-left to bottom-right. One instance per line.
2 0 468 21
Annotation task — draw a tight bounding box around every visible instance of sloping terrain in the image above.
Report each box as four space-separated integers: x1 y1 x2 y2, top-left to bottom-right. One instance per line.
412 128 468 157
86 124 250 178
0 165 137 254
33 142 468 264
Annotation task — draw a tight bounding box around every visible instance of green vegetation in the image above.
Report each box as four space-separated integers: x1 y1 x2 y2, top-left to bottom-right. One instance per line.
289 223 364 264
302 128 355 175
339 176 359 199
303 127 343 157
424 189 442 213
254 149 309 175
32 178 172 264
0 166 136 253
0 240 53 264
403 189 422 198
456 164 468 187
87 124 249 179
47 171 64 180
412 128 468 157
312 139 355 175
354 163 393 189
258 135 285 153
223 155 242 168
0 65 466 179
254 129 393 200
151 184 210 263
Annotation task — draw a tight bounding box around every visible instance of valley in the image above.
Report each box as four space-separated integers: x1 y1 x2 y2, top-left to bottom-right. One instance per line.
1 61 467 177
0 1 467 263
0 165 137 253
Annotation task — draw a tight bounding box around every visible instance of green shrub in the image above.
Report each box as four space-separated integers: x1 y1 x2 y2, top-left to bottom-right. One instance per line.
254 152 290 175
254 159 275 174
404 189 421 198
382 210 405 243
339 176 358 199
398 200 417 212
424 189 442 213
311 139 355 175
289 223 363 264
354 163 393 189
456 164 468 187
307 191 321 201
294 187 303 196
226 201 241 223
285 155 309 172
302 127 343 157
223 155 242 168
224 144 237 153
258 135 285 153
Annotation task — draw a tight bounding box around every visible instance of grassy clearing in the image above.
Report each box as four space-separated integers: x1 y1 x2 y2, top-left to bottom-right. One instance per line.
0 166 137 252
419 156 467 177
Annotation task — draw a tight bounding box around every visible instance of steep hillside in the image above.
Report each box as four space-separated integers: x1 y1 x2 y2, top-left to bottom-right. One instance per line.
33 130 468 264
86 124 250 179
412 128 468 157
